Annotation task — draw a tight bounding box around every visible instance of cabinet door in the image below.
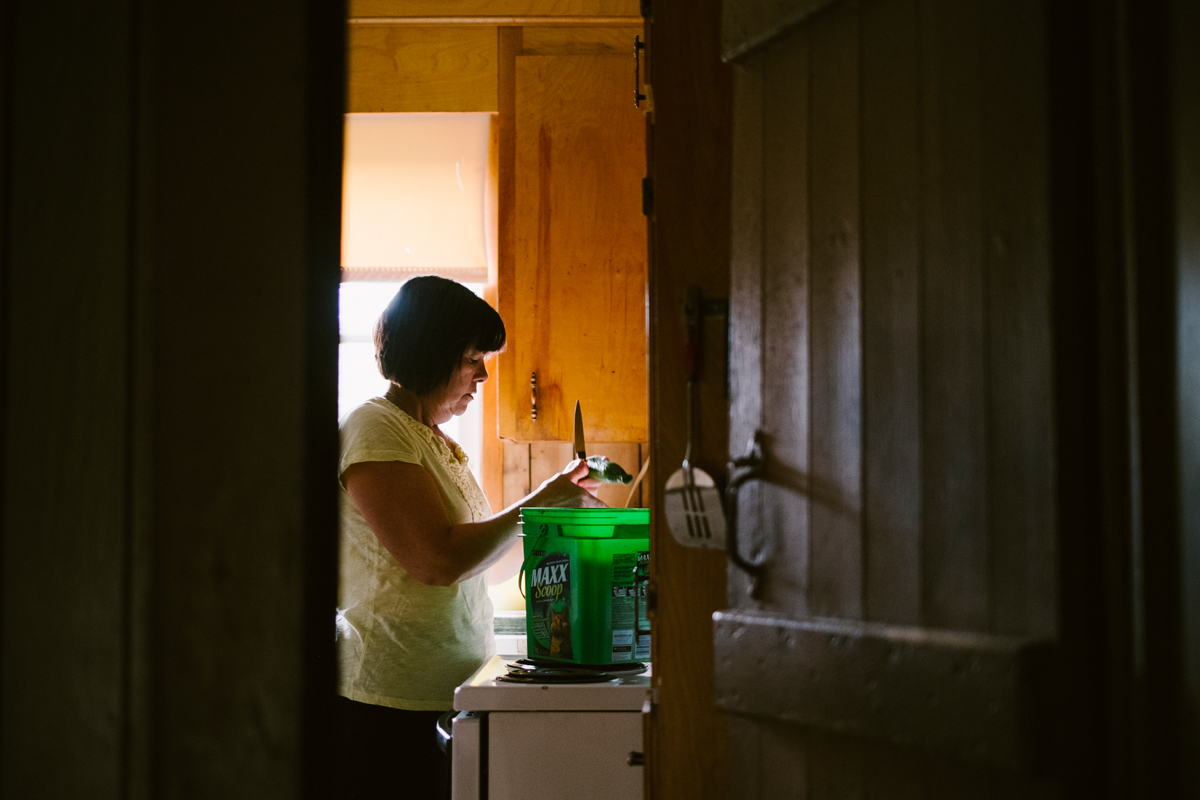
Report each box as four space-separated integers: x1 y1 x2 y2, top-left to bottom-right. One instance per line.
499 54 647 443
487 711 643 800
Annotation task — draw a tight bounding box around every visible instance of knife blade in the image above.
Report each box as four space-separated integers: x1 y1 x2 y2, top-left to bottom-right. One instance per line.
573 400 587 460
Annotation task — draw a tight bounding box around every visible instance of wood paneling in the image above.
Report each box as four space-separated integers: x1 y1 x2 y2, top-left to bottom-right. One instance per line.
861 0 921 626
806 2 862 622
502 54 647 442
722 0 839 62
2 3 136 793
350 0 639 17
140 1 344 794
2 0 343 796
720 0 1065 793
521 26 641 54
502 440 531 507
809 735 863 800
760 28 810 617
714 612 1055 768
646 0 732 798
918 0 989 631
728 63 765 607
347 25 498 112
1173 8 1200 785
529 440 572 487
496 25 523 456
648 0 729 796
980 0 1055 638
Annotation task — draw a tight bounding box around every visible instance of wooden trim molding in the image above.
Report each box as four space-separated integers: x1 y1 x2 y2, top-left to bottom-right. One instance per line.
349 16 642 25
721 0 839 62
713 611 1056 770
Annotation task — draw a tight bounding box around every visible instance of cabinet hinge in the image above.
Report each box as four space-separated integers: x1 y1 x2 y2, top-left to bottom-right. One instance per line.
640 0 652 19
642 176 654 217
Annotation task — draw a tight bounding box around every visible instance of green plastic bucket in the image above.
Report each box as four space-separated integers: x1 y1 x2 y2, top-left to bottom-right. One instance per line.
519 508 650 666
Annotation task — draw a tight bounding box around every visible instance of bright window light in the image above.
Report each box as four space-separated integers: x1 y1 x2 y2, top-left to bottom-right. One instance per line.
342 112 491 281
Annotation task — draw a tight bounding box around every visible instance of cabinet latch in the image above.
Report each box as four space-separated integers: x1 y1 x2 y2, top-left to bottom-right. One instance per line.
634 36 647 108
530 371 538 421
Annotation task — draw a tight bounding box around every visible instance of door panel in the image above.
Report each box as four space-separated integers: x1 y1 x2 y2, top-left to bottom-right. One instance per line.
721 0 1056 793
860 0 922 626
760 28 811 617
917 0 990 633
807 0 863 621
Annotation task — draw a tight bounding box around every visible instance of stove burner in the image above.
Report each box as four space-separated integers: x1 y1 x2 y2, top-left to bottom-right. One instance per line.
512 658 648 675
496 659 648 684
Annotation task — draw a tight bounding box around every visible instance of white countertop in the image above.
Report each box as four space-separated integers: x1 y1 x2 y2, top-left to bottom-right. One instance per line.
453 655 652 713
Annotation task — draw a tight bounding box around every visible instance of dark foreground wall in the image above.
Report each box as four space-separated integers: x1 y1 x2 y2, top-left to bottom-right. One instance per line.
0 1 343 796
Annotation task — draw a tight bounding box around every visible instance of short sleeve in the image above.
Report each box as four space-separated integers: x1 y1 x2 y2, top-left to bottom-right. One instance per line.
339 401 421 485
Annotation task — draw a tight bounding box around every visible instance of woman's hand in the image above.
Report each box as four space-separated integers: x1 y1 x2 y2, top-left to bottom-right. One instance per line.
531 459 607 508
571 458 604 498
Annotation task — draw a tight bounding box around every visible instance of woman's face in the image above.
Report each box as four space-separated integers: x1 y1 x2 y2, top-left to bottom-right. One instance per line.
430 348 491 423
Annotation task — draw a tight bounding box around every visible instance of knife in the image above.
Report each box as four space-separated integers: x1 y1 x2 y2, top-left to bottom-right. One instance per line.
573 400 587 460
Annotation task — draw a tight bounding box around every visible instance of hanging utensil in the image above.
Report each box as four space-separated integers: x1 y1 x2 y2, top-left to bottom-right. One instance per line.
664 286 726 549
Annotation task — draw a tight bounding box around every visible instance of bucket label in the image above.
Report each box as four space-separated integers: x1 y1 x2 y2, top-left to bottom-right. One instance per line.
528 552 572 659
610 551 651 662
635 551 650 660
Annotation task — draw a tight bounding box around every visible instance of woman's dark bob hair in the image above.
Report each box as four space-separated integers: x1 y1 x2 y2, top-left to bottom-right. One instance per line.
374 276 506 396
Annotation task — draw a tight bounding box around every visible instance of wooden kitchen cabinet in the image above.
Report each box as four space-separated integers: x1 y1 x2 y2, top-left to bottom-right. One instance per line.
497 52 648 443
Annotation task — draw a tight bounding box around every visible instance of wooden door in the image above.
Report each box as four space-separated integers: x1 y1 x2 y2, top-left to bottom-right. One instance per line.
498 53 648 443
717 0 1061 794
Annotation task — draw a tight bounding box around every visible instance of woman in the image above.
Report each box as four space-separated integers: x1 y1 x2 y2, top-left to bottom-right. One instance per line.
334 276 603 798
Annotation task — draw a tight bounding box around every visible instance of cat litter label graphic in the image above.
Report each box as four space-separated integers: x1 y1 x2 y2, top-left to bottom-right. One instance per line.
610 551 650 662
528 552 572 659
634 551 650 660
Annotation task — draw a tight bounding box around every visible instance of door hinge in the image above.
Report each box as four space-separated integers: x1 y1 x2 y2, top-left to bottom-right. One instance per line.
642 176 654 217
640 0 652 20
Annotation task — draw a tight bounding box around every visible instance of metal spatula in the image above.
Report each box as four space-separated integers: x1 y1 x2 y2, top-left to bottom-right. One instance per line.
664 287 726 549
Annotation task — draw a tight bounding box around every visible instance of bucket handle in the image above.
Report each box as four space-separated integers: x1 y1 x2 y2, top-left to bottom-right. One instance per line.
517 523 552 601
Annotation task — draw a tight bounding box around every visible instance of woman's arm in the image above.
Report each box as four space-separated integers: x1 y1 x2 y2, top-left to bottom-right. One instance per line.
343 459 604 586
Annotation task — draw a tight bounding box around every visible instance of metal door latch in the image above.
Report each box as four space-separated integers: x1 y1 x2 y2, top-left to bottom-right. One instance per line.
726 430 768 598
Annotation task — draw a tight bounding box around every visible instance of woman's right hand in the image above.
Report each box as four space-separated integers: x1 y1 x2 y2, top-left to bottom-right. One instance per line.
531 459 607 509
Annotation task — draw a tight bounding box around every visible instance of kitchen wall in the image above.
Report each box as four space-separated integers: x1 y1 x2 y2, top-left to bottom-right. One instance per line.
345 5 650 515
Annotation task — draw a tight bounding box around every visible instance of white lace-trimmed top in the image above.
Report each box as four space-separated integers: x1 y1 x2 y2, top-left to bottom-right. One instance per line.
335 397 495 710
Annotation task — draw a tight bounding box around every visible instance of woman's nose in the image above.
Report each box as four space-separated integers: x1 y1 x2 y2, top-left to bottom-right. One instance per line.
477 362 489 382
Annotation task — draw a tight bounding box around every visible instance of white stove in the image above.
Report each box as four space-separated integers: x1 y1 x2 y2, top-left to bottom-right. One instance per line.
448 655 652 800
